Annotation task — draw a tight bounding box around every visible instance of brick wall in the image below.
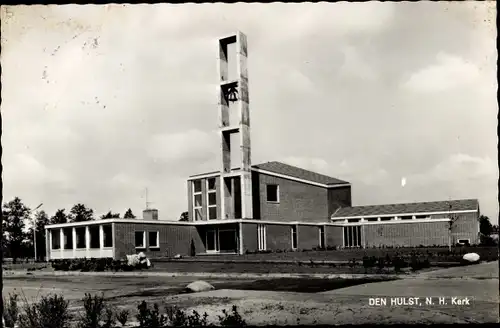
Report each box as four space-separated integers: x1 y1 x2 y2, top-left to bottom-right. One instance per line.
298 225 321 250
328 186 352 216
264 224 293 251
363 221 450 247
255 173 329 222
241 223 258 252
325 225 343 247
114 223 205 259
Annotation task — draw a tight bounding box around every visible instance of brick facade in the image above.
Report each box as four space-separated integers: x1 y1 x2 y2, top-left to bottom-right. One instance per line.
113 223 204 259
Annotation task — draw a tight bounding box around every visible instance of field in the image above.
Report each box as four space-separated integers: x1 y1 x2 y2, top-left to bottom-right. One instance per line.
3 261 498 325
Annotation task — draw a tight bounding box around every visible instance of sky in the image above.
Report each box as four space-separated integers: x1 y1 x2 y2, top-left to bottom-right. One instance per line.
1 2 498 224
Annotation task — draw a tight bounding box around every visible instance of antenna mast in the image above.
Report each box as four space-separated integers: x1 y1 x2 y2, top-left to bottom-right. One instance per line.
145 188 150 210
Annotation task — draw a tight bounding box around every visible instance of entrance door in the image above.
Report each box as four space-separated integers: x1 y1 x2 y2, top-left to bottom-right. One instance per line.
219 229 238 253
206 229 219 252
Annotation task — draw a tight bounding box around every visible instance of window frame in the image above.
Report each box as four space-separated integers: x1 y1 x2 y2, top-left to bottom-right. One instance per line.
257 224 267 251
63 227 73 250
89 225 100 249
206 178 217 220
75 227 86 249
266 184 280 203
148 231 160 249
193 180 203 221
291 225 298 250
135 231 146 249
318 226 325 248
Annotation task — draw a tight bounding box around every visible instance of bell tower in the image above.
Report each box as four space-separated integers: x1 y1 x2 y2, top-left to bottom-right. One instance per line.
217 31 253 220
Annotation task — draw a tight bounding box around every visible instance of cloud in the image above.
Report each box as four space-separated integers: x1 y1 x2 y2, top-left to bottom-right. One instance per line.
147 129 218 163
402 52 481 93
411 153 498 184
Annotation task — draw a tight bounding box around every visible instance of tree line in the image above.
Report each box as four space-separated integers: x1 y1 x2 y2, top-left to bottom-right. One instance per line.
2 197 137 263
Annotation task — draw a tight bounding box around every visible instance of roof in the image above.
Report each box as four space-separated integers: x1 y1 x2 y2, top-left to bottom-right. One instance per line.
332 199 479 218
252 161 349 186
189 161 349 186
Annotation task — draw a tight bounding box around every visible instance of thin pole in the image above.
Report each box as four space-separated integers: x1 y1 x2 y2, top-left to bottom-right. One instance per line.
32 203 43 261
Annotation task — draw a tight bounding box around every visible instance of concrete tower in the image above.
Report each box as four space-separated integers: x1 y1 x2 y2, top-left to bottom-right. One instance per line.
217 32 253 220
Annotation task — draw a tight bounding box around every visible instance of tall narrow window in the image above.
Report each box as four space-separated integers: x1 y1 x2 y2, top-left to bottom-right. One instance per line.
258 224 267 251
51 230 61 250
343 226 362 248
291 225 297 250
89 225 100 249
103 225 113 248
76 227 86 249
148 231 159 248
63 228 73 250
193 180 203 221
135 231 145 248
207 178 217 220
266 184 279 203
319 226 325 249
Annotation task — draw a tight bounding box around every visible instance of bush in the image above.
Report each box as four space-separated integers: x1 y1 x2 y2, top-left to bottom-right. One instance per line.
136 301 168 328
78 293 110 328
18 293 71 328
218 305 246 327
115 309 129 327
3 293 19 328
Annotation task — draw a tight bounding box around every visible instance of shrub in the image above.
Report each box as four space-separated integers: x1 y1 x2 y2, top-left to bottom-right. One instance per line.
18 293 71 328
218 305 246 327
78 293 108 328
136 301 168 328
187 310 209 327
3 293 19 328
115 309 129 327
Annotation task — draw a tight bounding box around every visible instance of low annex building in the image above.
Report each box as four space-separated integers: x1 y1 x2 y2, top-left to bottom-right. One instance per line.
44 32 481 260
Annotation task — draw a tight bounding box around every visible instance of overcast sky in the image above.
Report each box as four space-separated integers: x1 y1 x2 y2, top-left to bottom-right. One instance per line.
2 3 498 223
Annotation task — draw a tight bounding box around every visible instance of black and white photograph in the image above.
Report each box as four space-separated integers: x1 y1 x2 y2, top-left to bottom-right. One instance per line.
1 2 498 326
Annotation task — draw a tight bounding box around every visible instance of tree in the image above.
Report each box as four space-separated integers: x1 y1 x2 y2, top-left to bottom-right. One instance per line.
50 209 68 224
479 215 496 246
479 215 493 236
31 210 50 261
100 211 120 219
123 208 136 219
69 204 94 222
179 211 189 222
2 197 30 263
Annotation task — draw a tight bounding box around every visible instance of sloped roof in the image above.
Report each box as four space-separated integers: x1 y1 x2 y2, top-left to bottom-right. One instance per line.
332 199 479 218
189 161 349 186
252 161 349 186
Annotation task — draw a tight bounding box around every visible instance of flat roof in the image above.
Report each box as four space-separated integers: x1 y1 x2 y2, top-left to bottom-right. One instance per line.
332 199 479 219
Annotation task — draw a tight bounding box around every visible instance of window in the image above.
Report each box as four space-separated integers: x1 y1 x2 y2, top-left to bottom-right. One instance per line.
266 184 279 202
366 218 378 222
347 218 360 223
207 178 217 220
380 217 392 221
415 215 430 220
343 226 362 248
63 228 73 249
76 227 86 249
89 225 100 249
193 180 203 221
135 231 145 248
258 224 267 251
401 216 413 220
51 230 60 250
149 231 159 248
103 225 113 248
291 225 297 249
319 226 325 248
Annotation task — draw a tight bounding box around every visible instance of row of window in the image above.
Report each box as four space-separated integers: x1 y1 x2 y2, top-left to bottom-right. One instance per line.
257 225 325 251
339 215 432 223
135 231 159 249
192 178 280 221
51 225 113 250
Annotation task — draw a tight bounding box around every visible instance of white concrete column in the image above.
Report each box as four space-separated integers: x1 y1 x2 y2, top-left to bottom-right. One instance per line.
72 227 77 258
85 226 90 257
111 223 116 259
45 228 50 262
99 225 104 249
59 229 64 258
